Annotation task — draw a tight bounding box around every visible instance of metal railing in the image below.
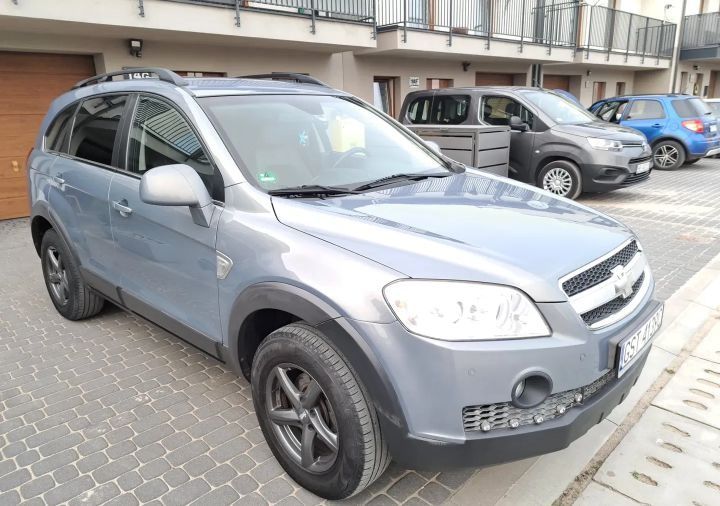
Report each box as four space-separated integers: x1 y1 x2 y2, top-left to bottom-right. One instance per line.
376 0 580 49
159 0 375 28
682 12 720 49
578 5 676 59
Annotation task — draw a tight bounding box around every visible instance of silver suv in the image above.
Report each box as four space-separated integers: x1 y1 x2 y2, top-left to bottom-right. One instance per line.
29 69 663 500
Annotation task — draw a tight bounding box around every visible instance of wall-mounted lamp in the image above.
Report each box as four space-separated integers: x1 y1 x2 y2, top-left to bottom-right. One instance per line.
586 70 592 77
462 61 471 72
129 39 143 58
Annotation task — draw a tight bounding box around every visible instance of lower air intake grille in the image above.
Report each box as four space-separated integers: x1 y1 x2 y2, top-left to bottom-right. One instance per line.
463 369 616 432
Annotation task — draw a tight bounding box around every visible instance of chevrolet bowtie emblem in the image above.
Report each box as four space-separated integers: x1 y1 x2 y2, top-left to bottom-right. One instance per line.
611 264 634 299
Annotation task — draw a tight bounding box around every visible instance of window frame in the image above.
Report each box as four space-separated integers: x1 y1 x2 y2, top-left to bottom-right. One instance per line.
59 92 132 173
624 99 666 121
121 92 224 201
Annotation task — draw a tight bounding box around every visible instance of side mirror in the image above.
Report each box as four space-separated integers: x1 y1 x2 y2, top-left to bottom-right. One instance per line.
509 115 529 132
140 164 214 227
425 140 442 153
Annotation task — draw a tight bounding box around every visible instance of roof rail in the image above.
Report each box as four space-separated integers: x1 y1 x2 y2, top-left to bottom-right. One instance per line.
72 68 189 90
237 72 329 87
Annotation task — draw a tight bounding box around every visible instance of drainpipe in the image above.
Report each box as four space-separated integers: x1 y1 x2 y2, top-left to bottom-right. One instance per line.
670 0 688 93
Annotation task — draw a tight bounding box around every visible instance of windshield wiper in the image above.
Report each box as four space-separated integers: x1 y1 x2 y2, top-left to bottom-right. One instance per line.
350 172 453 192
267 184 359 198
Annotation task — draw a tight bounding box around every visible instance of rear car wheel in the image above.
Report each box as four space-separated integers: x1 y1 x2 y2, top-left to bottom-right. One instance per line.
40 229 104 320
251 323 389 500
537 160 582 200
652 140 685 170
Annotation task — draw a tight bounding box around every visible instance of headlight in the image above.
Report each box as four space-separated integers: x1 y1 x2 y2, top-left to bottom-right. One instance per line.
587 137 623 152
383 280 551 341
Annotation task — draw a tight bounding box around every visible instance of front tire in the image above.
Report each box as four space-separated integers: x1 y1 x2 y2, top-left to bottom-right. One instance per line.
251 323 389 500
652 140 685 170
537 160 582 200
40 229 104 320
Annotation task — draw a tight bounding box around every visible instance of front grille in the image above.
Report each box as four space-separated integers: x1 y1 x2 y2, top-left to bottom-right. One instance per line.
463 369 616 432
622 171 651 186
562 240 639 297
581 272 645 326
629 155 652 164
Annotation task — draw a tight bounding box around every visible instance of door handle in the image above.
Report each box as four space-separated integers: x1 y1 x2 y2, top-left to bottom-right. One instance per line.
52 174 65 186
113 199 133 217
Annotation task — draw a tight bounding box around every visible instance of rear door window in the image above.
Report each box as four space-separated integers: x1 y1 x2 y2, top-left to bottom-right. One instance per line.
406 95 433 124
68 95 128 167
431 95 470 124
672 98 712 118
481 96 534 127
45 103 78 153
626 100 665 120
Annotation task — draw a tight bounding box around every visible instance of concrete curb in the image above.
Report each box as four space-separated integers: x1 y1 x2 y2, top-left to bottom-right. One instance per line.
447 250 720 506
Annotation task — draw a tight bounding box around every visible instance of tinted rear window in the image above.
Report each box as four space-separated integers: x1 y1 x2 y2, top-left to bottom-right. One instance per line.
45 104 77 153
407 96 432 124
68 95 127 166
432 95 470 124
671 98 711 118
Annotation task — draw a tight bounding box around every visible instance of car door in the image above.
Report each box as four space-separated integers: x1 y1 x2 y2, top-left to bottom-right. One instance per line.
481 94 536 182
620 99 667 143
109 94 225 347
49 95 129 287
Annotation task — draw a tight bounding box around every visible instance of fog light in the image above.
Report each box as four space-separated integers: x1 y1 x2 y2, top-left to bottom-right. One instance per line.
556 405 566 415
509 418 520 429
533 414 544 424
574 392 583 403
513 380 526 399
480 421 492 432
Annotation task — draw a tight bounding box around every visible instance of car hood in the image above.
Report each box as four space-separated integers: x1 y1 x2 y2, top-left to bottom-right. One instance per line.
272 173 633 302
553 121 645 141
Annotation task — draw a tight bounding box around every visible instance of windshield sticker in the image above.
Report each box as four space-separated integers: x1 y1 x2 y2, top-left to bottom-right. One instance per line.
258 171 277 185
298 130 309 147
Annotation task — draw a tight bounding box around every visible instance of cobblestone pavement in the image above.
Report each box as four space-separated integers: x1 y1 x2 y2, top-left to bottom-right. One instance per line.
1 158 719 505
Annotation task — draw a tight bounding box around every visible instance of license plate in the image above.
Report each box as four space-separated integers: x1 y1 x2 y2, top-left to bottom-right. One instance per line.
636 161 651 174
617 305 663 377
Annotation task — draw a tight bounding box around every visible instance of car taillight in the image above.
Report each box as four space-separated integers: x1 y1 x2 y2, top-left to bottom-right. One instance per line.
682 119 704 133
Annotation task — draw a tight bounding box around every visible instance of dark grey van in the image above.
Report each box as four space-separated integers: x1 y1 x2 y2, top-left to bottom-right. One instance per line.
400 87 653 199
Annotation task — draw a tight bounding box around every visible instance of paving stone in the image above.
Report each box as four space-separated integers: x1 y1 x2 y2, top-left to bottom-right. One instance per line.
43 474 95 505
19 474 55 500
161 477 210 506
258 476 294 502
134 478 169 503
191 485 240 506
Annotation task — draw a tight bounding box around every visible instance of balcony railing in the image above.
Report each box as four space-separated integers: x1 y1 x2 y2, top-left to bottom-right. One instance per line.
578 5 676 59
682 12 720 49
158 0 375 32
376 0 580 50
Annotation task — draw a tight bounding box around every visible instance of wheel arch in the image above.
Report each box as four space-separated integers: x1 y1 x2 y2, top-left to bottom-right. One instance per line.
650 136 688 157
534 155 581 182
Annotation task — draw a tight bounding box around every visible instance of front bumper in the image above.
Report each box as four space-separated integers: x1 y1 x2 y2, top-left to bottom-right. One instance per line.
343 290 661 470
578 148 652 193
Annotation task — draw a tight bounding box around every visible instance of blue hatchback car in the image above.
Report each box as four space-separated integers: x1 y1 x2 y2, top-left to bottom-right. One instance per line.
590 94 720 170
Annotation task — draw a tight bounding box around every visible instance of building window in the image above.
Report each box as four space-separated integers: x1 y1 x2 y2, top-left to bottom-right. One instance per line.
592 82 606 103
615 82 626 96
427 78 453 89
373 77 397 117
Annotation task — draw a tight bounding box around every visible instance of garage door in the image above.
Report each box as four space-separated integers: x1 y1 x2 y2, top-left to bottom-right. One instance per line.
543 74 570 91
475 73 515 86
0 52 95 220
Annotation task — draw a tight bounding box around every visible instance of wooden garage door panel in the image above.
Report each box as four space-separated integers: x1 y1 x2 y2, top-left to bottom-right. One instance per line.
475 73 514 86
0 51 95 220
544 74 570 91
0 115 43 155
0 52 95 74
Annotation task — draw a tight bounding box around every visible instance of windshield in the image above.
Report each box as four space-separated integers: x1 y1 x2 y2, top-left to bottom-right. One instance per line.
200 95 446 191
520 90 597 124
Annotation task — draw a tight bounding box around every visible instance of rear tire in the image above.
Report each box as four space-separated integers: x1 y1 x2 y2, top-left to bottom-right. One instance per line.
652 140 685 170
537 160 582 200
40 229 104 320
251 323 389 500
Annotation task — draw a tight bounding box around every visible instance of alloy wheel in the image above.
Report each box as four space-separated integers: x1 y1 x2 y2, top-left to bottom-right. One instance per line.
654 144 679 168
266 364 339 474
542 167 573 196
45 246 69 306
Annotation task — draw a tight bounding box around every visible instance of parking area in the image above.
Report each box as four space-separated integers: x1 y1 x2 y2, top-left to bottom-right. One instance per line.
1 159 720 506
